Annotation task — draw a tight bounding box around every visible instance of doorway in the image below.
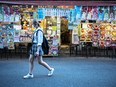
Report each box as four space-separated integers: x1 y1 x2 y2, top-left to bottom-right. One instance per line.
60 17 70 45
59 17 70 56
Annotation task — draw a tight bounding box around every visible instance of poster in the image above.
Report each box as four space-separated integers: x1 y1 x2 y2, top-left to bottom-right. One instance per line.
51 46 58 56
104 6 109 20
0 5 4 22
13 25 21 30
98 6 104 20
38 8 44 20
81 6 87 20
87 6 92 20
92 6 98 20
75 6 82 20
14 30 20 42
109 6 115 21
72 34 79 44
114 6 116 20
7 24 15 49
52 35 58 46
70 9 76 22
0 42 3 48
13 6 20 22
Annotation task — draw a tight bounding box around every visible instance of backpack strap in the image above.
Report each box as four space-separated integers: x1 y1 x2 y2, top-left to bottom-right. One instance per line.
32 29 43 43
36 29 43 36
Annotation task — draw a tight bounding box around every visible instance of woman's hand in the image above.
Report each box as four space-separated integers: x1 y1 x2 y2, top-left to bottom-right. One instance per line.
35 46 40 56
35 51 39 56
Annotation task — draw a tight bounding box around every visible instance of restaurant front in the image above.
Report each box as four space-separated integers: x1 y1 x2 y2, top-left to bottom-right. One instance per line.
0 1 116 58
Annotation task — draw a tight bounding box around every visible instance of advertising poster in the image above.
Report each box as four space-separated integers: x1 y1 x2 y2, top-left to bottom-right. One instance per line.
7 24 15 49
4 6 9 22
104 6 109 20
51 46 58 56
98 6 104 20
33 12 37 19
87 6 92 20
38 8 44 20
109 6 115 21
0 5 4 22
14 30 20 42
72 34 79 44
81 6 87 20
13 6 20 22
0 42 3 48
70 9 76 22
114 6 116 20
75 6 82 20
92 6 98 20
52 35 58 46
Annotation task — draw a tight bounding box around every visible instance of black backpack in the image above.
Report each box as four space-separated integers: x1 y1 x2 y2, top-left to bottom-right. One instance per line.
36 30 49 55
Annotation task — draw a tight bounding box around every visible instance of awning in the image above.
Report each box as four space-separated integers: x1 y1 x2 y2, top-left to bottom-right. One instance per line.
0 0 116 6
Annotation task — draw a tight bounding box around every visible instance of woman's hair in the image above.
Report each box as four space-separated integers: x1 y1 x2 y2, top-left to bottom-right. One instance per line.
33 19 40 27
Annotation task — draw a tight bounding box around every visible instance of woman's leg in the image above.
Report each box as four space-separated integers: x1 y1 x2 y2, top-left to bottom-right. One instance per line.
23 54 34 79
37 56 52 71
29 54 34 74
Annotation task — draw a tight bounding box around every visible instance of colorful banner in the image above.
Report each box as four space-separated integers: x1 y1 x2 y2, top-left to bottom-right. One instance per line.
109 6 115 21
38 8 44 19
75 6 82 20
104 6 109 20
81 6 87 20
92 6 98 20
87 6 92 20
114 6 116 20
98 6 104 20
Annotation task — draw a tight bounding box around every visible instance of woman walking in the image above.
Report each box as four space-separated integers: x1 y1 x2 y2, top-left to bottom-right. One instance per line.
23 19 54 79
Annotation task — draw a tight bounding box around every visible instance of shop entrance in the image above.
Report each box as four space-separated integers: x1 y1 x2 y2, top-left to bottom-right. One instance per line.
60 17 70 45
59 17 70 56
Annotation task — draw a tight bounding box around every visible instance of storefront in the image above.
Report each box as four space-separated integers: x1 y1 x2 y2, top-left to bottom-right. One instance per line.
0 1 116 57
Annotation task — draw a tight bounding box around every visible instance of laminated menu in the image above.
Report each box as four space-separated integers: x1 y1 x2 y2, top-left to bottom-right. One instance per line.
80 23 93 42
92 24 99 47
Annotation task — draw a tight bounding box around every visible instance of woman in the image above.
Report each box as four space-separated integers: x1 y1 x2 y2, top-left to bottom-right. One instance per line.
23 19 54 79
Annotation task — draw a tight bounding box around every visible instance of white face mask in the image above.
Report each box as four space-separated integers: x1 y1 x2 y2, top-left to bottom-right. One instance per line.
33 24 38 29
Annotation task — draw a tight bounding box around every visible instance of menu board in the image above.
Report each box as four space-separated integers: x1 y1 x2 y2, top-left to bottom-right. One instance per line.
81 23 116 47
99 24 105 47
0 24 15 49
105 24 112 47
80 23 92 42
112 24 116 42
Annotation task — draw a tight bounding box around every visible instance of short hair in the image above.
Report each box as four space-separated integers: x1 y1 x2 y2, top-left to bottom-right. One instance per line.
33 19 40 27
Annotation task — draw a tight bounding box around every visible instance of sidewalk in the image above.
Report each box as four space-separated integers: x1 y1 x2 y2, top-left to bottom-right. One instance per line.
0 57 116 87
